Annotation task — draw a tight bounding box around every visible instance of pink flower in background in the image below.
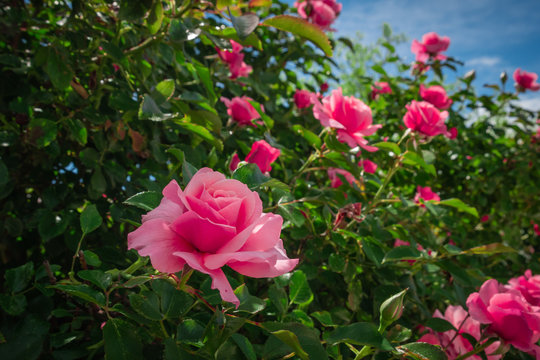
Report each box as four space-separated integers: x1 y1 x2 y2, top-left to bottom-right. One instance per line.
411 32 450 63
229 154 241 172
480 215 490 223
320 82 329 93
507 270 540 306
446 127 458 140
419 84 453 109
313 87 381 151
221 96 261 126
514 68 540 92
393 239 430 264
294 89 314 108
535 223 540 236
419 305 501 360
327 168 356 188
359 159 377 174
403 100 449 138
245 140 281 173
371 81 392 100
466 279 540 354
216 40 252 79
128 168 299 307
414 186 440 206
294 0 342 31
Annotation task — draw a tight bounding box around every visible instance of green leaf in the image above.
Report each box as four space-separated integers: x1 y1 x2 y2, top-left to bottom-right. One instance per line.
372 64 387 76
124 191 162 211
425 318 457 333
118 0 153 21
80 204 103 234
0 294 27 315
29 118 57 147
52 284 105 306
231 333 257 360
163 337 193 360
152 279 194 319
66 119 88 145
103 318 144 360
382 246 422 263
174 117 223 151
262 15 332 56
0 315 49 360
438 198 479 217
129 291 163 321
373 141 401 155
403 151 436 176
234 284 266 314
289 270 313 305
147 0 163 34
45 47 73 90
269 284 288 317
177 319 205 345
5 262 34 293
188 110 222 133
311 311 335 327
38 210 69 241
292 124 322 148
138 94 175 121
325 323 392 350
398 342 448 360
152 79 175 105
123 276 152 288
83 250 102 267
194 63 217 104
462 243 516 255
90 167 107 193
269 330 309 360
78 270 112 290
169 18 202 43
232 163 269 189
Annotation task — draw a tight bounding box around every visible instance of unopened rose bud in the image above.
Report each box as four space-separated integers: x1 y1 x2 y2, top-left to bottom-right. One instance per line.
379 289 407 331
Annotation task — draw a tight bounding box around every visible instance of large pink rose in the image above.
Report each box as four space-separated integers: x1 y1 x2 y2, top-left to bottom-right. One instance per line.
419 305 501 360
221 96 261 126
245 140 281 173
419 84 453 110
294 89 314 109
411 32 450 63
216 40 252 79
294 0 341 31
403 100 449 137
327 167 356 188
466 279 540 353
127 168 299 307
513 68 540 92
507 270 540 306
313 87 381 151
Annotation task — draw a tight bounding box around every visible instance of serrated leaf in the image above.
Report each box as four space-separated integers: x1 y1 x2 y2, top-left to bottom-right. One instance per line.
324 323 391 350
289 270 313 305
124 191 162 211
52 284 105 306
152 79 175 104
4 262 34 293
232 163 269 189
270 330 309 360
123 276 152 288
103 318 144 360
263 15 332 56
403 151 436 176
438 198 478 217
80 204 102 234
147 0 163 34
398 342 448 360
129 291 162 321
382 246 422 263
45 47 73 90
78 270 112 290
234 284 266 314
152 279 194 319
231 333 257 360
292 124 322 148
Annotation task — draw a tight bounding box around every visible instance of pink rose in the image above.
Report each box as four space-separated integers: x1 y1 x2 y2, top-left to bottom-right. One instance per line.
411 32 450 63
313 87 382 151
446 127 458 140
466 279 540 353
294 0 341 31
507 270 540 306
216 40 252 79
127 168 299 307
513 68 540 92
419 305 501 360
359 159 377 174
320 82 329 93
403 100 449 138
229 153 241 172
414 186 440 206
535 223 540 236
480 214 490 223
419 84 453 110
221 96 262 126
245 140 281 173
294 89 314 109
371 82 392 100
327 167 356 188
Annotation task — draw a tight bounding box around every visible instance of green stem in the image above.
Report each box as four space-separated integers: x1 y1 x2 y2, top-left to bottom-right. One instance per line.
69 233 86 281
354 345 374 360
122 256 148 275
159 320 169 338
454 338 497 360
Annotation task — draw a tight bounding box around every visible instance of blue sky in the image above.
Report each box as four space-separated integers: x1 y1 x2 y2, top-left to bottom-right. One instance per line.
284 0 540 110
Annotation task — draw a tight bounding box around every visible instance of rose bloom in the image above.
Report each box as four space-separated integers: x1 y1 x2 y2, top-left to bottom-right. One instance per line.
371 82 392 100
419 84 453 110
216 40 252 79
221 96 261 126
294 0 342 31
127 168 299 307
414 186 440 206
419 305 501 360
245 140 280 173
513 68 540 92
327 167 356 188
294 89 314 109
467 279 540 354
446 127 458 140
359 159 377 174
403 100 449 138
313 87 382 151
507 270 540 306
411 32 450 63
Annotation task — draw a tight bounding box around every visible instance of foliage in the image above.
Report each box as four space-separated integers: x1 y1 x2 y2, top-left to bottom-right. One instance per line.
0 0 538 359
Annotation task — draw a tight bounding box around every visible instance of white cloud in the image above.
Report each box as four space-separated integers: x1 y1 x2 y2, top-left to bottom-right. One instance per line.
514 96 540 112
467 56 501 67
